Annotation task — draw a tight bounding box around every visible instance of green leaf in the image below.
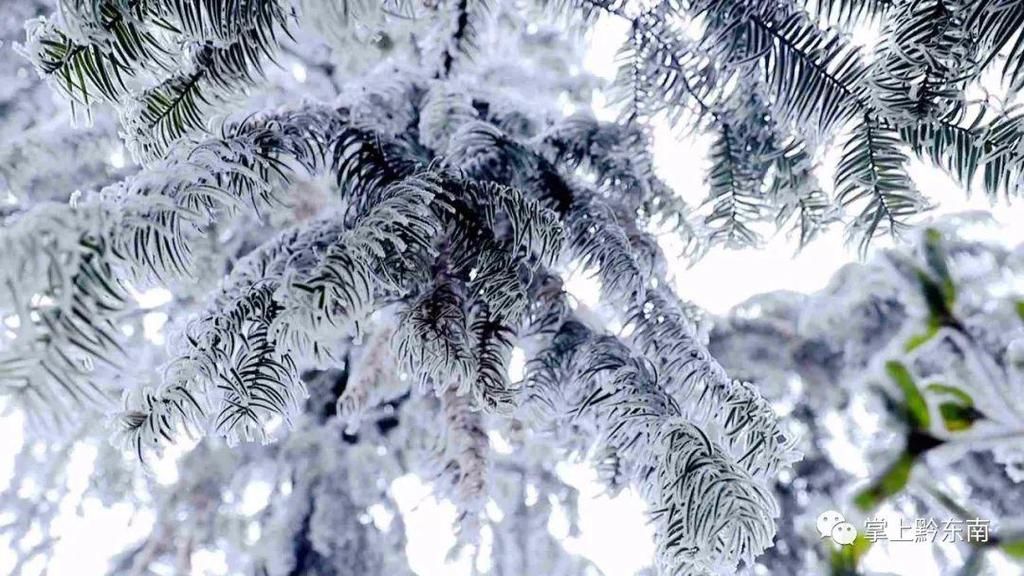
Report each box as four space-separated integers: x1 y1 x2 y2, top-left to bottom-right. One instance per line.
937 403 982 431
922 228 956 307
854 451 914 511
1015 300 1024 323
1000 537 1024 559
925 383 974 406
916 269 954 326
904 320 940 352
913 229 958 327
829 532 872 575
886 361 930 429
926 383 983 431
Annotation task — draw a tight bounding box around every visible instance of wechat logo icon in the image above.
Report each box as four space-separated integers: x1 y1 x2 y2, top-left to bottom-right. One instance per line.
817 510 857 546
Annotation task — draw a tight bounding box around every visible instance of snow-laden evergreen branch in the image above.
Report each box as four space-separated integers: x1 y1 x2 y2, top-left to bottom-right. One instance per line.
334 317 407 432
1 107 342 433
21 0 292 160
837 114 929 255
0 202 126 427
549 0 1024 250
629 287 799 480
119 172 442 451
437 386 490 539
522 312 784 574
541 112 706 254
